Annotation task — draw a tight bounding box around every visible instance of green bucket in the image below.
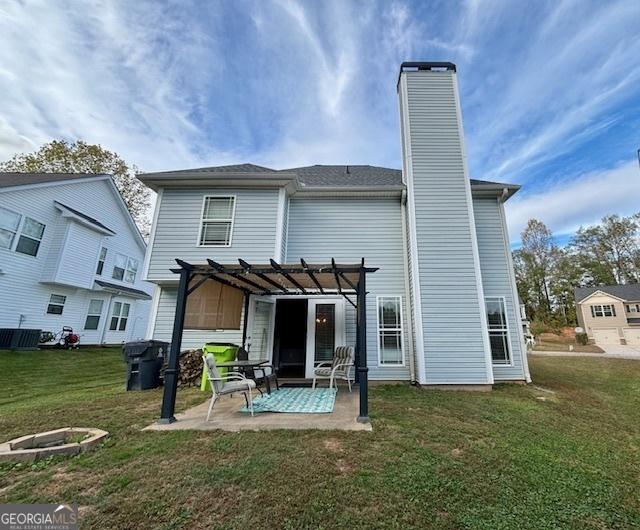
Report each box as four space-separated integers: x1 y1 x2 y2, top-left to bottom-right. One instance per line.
200 343 239 391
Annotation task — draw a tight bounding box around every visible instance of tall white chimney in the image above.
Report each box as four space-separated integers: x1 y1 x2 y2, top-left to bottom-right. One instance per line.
398 62 493 385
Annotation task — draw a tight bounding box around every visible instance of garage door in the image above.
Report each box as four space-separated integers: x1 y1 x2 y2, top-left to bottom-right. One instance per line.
592 328 620 345
622 328 640 346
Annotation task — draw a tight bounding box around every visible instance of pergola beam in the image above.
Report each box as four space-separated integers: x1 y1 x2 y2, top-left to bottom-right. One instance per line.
208 259 270 294
239 259 288 293
300 258 324 294
270 259 307 293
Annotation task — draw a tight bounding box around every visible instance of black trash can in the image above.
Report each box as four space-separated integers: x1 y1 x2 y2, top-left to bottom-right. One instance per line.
123 340 168 390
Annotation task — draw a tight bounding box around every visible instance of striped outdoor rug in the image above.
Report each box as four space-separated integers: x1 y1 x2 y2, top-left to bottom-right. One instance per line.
241 387 337 414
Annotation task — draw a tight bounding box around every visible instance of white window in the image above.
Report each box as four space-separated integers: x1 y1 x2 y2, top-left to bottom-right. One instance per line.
0 207 45 257
0 207 21 250
84 299 104 330
109 302 130 331
112 253 138 284
625 304 639 313
198 196 235 246
377 296 404 365
485 297 511 365
46 294 66 315
96 247 107 275
591 304 616 318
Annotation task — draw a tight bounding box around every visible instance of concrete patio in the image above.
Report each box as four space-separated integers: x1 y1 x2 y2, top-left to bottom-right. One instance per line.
144 386 372 432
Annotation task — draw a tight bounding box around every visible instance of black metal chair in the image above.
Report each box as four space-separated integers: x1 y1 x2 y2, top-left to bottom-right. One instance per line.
236 347 280 394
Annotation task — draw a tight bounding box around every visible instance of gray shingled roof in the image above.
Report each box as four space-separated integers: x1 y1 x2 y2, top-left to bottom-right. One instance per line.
141 163 518 189
148 163 276 175
94 280 152 300
575 284 640 302
281 165 402 187
0 173 107 189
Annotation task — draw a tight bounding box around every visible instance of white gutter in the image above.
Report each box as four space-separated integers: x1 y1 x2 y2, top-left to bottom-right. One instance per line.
400 190 417 384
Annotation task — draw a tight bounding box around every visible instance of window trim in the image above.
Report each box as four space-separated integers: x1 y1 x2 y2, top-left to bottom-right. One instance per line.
376 295 406 367
46 294 67 315
0 206 46 258
485 296 513 367
591 304 616 318
84 299 104 330
112 252 138 284
109 301 130 332
96 247 107 276
196 195 236 248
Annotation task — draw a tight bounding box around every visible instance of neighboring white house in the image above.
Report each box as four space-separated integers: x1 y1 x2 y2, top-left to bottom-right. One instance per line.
0 173 152 345
140 62 531 387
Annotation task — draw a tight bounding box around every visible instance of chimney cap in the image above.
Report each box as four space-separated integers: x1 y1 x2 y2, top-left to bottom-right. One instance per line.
397 62 457 91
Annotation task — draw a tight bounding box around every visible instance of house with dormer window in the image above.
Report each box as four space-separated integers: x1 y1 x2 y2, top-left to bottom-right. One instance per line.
0 173 152 345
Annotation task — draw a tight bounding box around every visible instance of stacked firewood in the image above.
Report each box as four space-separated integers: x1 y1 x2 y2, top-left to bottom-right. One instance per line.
161 348 204 386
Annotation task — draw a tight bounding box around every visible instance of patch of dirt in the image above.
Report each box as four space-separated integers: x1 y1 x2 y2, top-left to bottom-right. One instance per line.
323 438 344 453
335 457 355 475
451 448 463 457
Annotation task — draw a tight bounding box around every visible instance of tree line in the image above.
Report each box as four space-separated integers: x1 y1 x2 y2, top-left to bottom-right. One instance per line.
513 214 640 329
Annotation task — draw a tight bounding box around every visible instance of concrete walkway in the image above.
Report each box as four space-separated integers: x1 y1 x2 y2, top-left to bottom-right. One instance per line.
531 346 640 360
144 387 372 432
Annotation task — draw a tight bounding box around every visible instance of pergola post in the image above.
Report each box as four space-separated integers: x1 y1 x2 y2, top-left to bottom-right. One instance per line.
356 265 369 423
158 265 191 424
241 292 250 349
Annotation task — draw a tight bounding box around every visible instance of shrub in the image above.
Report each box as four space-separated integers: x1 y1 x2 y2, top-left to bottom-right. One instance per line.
575 333 588 345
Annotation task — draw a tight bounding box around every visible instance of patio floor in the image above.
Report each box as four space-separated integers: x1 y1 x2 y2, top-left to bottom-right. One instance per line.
144 386 372 432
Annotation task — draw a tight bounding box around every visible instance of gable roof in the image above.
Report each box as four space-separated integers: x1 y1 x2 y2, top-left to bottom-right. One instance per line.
0 172 146 249
0 172 106 189
575 284 640 303
139 163 519 195
54 201 116 235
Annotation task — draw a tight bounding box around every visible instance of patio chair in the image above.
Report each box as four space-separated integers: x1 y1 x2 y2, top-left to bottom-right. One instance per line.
312 346 354 392
202 354 256 420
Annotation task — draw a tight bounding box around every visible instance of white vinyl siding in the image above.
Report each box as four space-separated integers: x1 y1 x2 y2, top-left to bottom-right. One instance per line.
399 69 492 384
198 196 236 246
473 197 527 380
286 196 410 380
377 296 404 366
147 188 280 280
0 178 152 343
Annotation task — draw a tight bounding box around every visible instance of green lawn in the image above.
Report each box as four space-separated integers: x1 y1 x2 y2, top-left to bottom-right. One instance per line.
1 349 639 529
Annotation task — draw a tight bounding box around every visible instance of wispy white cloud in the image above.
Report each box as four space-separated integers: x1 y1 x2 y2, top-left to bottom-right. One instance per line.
0 0 638 243
505 160 640 242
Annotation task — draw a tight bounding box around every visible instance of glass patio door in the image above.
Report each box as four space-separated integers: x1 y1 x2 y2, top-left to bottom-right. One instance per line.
248 299 275 360
305 298 345 379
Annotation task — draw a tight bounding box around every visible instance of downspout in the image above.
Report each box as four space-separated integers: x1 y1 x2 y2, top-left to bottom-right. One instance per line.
400 190 417 385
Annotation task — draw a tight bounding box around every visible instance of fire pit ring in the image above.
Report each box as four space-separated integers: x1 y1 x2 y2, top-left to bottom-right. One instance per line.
0 428 108 462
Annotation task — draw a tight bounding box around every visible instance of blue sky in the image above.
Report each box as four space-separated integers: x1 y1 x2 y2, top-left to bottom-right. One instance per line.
0 0 639 242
